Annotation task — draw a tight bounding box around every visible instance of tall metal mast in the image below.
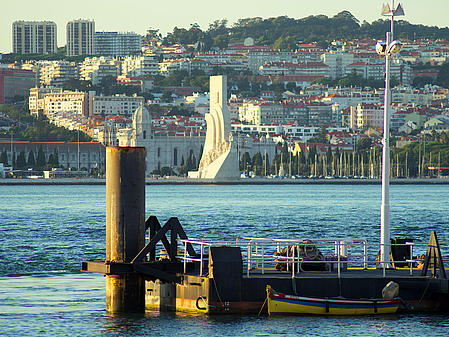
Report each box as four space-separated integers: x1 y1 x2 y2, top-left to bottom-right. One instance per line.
378 1 404 268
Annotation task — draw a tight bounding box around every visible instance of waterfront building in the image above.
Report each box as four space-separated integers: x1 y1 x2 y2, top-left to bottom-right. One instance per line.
12 21 57 54
0 68 36 104
0 140 105 172
39 61 78 88
94 31 142 57
66 19 95 56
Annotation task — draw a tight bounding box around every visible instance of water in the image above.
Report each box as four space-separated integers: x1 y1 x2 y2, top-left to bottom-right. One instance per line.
1 184 448 336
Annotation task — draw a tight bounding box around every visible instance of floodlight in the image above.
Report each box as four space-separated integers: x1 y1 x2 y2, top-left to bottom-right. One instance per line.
376 42 387 56
387 40 402 55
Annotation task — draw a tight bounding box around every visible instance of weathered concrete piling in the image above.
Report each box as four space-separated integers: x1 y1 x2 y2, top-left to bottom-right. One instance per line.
105 146 146 313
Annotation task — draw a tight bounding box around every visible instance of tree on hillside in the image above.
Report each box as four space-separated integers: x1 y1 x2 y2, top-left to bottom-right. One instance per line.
436 63 449 88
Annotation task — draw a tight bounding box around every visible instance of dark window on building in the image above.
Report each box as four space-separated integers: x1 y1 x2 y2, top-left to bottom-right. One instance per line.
173 148 178 166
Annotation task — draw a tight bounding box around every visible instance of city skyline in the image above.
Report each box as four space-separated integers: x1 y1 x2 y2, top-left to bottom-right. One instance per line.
1 0 449 54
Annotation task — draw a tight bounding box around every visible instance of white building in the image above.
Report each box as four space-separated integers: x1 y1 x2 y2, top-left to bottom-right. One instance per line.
39 61 78 88
94 31 142 57
321 52 355 79
79 57 118 85
121 55 159 77
184 92 210 115
89 94 144 116
258 61 329 77
29 87 63 116
239 101 284 125
42 91 88 117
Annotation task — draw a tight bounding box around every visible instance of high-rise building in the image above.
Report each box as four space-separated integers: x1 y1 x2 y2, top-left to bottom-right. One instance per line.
12 21 57 54
66 19 95 56
94 32 142 57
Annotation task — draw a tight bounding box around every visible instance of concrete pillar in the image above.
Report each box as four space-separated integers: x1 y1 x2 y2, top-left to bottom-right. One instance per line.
105 146 146 313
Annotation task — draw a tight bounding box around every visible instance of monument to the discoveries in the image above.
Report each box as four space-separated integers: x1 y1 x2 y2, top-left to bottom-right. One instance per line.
189 75 239 180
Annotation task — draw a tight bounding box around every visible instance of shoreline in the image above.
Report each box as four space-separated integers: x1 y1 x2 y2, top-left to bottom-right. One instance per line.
1 177 449 185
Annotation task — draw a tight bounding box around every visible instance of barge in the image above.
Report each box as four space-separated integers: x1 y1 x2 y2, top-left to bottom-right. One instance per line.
83 215 449 314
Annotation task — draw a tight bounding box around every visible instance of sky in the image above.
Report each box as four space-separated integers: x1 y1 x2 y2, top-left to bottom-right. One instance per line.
1 0 449 53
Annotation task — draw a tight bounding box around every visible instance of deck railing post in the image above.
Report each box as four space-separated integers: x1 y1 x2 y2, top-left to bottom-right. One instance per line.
363 240 367 269
262 245 265 275
183 241 187 274
247 243 251 277
337 242 341 279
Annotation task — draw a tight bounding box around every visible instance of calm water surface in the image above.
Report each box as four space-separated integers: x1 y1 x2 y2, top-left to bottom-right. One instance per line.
0 184 448 336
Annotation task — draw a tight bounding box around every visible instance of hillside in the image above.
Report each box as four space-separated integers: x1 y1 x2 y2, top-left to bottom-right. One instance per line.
161 11 449 50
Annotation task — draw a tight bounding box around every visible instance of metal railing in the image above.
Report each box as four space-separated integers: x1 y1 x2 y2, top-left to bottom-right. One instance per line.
180 239 212 276
170 236 442 278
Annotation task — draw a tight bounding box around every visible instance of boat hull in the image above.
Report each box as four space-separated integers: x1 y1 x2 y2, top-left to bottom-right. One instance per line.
267 286 400 316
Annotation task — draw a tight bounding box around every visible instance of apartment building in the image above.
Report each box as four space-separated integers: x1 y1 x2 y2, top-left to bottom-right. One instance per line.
350 103 384 130
258 61 329 77
321 52 355 79
79 57 118 85
307 103 333 126
43 91 88 117
39 61 78 87
239 101 284 125
121 55 159 77
345 59 411 85
94 31 142 57
116 75 154 92
89 94 144 116
12 21 57 54
29 87 62 116
283 102 309 125
66 19 95 56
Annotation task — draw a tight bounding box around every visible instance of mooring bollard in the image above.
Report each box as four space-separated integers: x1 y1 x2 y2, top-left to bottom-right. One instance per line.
105 146 146 314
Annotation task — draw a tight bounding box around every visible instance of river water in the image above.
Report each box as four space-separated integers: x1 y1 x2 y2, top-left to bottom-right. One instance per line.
1 184 448 336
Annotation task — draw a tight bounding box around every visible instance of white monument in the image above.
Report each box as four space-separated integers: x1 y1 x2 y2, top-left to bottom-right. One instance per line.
189 75 239 180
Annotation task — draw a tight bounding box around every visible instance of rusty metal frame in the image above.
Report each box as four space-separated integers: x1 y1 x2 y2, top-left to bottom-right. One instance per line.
421 231 447 279
132 216 196 264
